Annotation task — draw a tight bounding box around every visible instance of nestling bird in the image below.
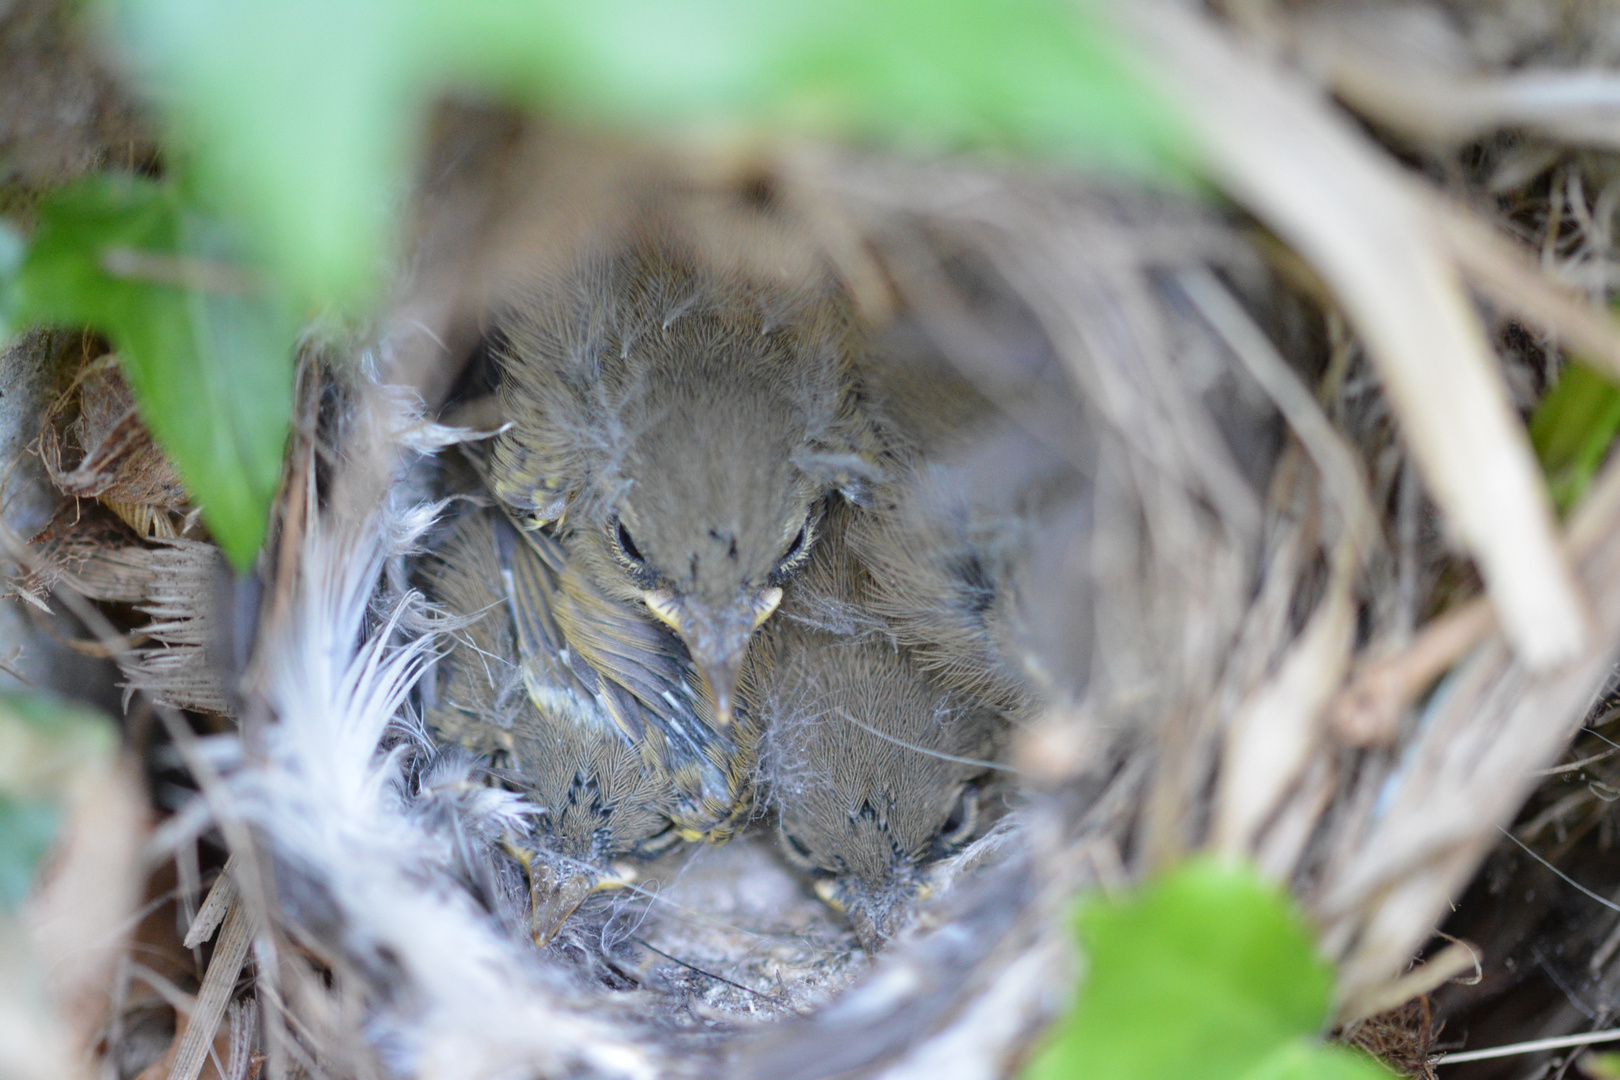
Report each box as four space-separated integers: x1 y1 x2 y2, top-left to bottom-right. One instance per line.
847 320 1093 720
495 498 763 842
426 505 705 943
756 501 1006 952
848 257 1282 724
486 221 877 730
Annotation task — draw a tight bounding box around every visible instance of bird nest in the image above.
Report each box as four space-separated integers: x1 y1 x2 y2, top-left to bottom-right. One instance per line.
8 4 1620 1079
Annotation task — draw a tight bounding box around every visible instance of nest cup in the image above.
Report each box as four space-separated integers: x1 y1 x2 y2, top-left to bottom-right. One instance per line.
177 121 1372 1078
13 13 1620 1070
186 125 1310 1078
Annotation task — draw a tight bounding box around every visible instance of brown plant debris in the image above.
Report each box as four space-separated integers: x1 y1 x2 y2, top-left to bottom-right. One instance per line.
1340 996 1439 1080
38 354 194 541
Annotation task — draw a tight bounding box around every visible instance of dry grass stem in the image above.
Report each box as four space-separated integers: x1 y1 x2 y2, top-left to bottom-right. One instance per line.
1339 940 1479 1027
1431 196 1620 382
167 900 254 1080
182 856 239 951
1327 599 1494 749
1317 454 1620 1005
1126 0 1586 670
1214 541 1356 857
1293 9 1620 152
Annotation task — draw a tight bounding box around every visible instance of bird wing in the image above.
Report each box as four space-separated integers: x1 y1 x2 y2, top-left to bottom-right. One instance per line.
495 511 727 781
493 511 630 741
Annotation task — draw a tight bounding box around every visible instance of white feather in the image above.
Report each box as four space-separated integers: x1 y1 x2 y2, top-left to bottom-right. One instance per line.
236 388 655 1080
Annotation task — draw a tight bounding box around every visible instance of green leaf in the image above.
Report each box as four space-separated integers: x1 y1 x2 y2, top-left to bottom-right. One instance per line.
105 0 412 304
1583 1051 1620 1079
0 691 116 799
0 692 116 912
1021 859 1392 1080
102 0 1183 306
1248 1041 1396 1080
428 0 1179 166
1530 360 1620 514
0 221 23 274
0 219 23 341
0 798 61 911
6 176 294 569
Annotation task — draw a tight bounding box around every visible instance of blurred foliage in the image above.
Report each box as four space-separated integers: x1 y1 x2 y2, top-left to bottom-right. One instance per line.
0 0 1178 571
4 176 295 569
0 800 60 911
0 692 116 910
1530 360 1620 515
1583 1050 1620 1078
104 0 1179 304
0 222 24 327
1020 860 1391 1080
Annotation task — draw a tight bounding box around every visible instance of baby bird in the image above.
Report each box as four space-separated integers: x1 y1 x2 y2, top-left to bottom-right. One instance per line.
847 309 1094 719
757 501 1005 952
497 501 761 841
848 420 1091 720
487 225 875 730
427 505 700 943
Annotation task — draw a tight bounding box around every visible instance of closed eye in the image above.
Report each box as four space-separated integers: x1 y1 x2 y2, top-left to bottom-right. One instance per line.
615 518 645 564
934 785 981 855
772 518 814 581
779 828 823 873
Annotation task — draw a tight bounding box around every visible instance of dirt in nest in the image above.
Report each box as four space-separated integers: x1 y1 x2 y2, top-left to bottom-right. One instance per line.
1341 997 1440 1080
616 833 868 1022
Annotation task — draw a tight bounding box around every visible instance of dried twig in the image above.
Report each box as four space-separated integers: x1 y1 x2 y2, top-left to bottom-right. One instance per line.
1327 600 1494 748
183 857 240 952
1125 0 1586 671
168 900 255 1080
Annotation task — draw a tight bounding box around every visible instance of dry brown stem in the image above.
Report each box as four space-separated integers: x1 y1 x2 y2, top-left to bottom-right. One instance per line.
1125 0 1587 671
1327 600 1494 749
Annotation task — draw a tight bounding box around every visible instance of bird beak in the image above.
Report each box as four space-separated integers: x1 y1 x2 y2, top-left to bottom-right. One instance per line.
644 588 779 727
694 638 747 728
697 601 767 728
847 901 898 954
817 877 916 953
529 861 596 947
643 589 683 633
527 860 641 946
752 586 784 628
813 877 846 912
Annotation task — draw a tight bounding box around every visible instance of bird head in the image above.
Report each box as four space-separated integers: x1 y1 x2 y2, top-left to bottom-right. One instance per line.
526 853 643 947
767 638 995 952
513 735 680 946
778 779 983 953
488 236 875 725
605 395 827 726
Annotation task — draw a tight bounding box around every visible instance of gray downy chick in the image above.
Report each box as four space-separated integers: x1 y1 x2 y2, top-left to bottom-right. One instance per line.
487 222 877 733
848 320 1093 720
757 501 1006 952
426 505 683 944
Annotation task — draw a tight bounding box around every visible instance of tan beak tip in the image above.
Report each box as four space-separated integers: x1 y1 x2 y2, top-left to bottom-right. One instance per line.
752 586 784 629
813 877 845 912
643 589 683 633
